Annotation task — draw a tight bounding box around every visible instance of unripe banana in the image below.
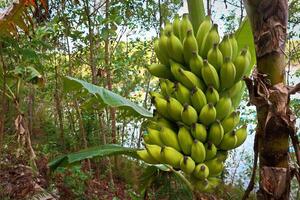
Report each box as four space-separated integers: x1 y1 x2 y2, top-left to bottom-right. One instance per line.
205 85 219 105
193 163 209 180
170 60 187 82
164 21 173 34
158 29 170 63
194 179 211 192
234 49 250 82
167 31 184 63
178 68 205 91
149 91 164 99
160 127 181 151
181 103 198 125
220 57 236 90
200 24 220 58
154 38 169 65
159 79 169 97
196 16 212 53
172 14 181 38
137 149 158 164
191 139 206 163
183 29 198 64
221 111 240 133
215 96 232 121
235 125 247 148
165 79 176 97
180 14 193 42
145 144 164 163
208 120 224 146
218 131 237 150
201 60 220 90
178 126 193 155
204 157 224 176
219 35 232 60
199 103 216 126
216 150 228 162
207 177 221 189
174 82 191 105
180 156 196 174
191 87 207 113
207 43 223 71
222 81 243 98
147 63 174 80
151 96 170 119
161 146 183 168
204 141 217 160
191 123 207 142
143 132 151 143
166 96 183 122
189 51 203 77
147 127 164 146
155 115 176 130
229 33 238 60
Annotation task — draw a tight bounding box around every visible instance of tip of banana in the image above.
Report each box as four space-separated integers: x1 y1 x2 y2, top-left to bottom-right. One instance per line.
203 59 209 65
208 103 214 108
200 165 206 171
193 139 198 144
224 56 231 62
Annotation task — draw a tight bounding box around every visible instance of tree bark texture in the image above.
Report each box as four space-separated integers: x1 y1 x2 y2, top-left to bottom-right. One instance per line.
243 0 298 199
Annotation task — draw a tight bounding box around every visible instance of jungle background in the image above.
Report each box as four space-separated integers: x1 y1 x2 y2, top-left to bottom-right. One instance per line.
0 0 299 199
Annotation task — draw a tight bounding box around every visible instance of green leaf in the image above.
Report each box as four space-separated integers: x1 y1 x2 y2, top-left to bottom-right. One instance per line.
48 144 138 171
63 76 153 118
233 18 256 108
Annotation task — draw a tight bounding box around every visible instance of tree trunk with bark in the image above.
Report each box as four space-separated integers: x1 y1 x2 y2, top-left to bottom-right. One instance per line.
243 0 299 199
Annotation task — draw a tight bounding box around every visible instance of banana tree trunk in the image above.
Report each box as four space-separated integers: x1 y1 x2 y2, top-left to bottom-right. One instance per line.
243 0 298 199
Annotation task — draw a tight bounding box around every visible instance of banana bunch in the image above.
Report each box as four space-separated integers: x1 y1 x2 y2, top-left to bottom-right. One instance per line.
141 14 251 192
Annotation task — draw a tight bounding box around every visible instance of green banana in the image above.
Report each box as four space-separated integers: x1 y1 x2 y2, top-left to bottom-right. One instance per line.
172 14 181 38
215 96 232 120
155 115 176 130
218 131 237 150
170 60 186 82
180 13 193 42
216 151 228 162
207 43 223 72
201 60 220 90
147 127 164 146
220 57 236 90
191 139 206 163
235 126 247 148
154 38 169 65
149 91 164 99
222 81 243 98
191 123 207 142
229 33 238 60
199 103 216 126
178 67 205 91
166 96 183 121
205 85 219 105
204 141 217 160
208 120 224 146
165 79 176 97
221 111 240 133
219 35 232 60
159 127 181 151
161 146 183 168
167 31 184 63
196 16 212 53
189 51 203 77
208 177 221 189
234 49 250 82
180 156 196 174
194 179 210 192
151 96 170 119
145 144 164 163
200 24 220 58
193 163 209 180
158 29 170 63
164 21 173 34
137 149 158 164
159 79 169 97
204 157 224 177
178 126 193 155
191 87 207 113
174 82 191 105
147 63 174 80
181 103 198 125
183 29 198 64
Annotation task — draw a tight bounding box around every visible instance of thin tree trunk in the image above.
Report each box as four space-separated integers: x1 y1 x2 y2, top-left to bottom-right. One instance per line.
0 43 7 148
206 0 211 16
28 85 34 137
243 0 296 199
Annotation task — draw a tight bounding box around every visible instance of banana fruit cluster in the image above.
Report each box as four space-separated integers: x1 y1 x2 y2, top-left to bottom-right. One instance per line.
139 14 250 192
